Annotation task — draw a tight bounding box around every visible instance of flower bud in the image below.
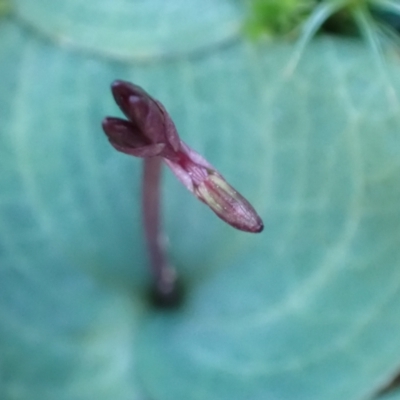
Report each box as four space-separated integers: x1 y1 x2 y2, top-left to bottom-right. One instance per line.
103 80 264 233
194 172 264 233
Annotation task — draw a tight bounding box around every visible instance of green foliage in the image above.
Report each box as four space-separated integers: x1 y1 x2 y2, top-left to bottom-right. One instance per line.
282 0 400 78
0 0 11 16
245 0 316 37
246 0 400 61
2 1 400 399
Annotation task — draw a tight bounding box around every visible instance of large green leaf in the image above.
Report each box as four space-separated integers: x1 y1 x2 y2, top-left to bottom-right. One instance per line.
381 390 400 400
14 0 243 60
2 1 400 399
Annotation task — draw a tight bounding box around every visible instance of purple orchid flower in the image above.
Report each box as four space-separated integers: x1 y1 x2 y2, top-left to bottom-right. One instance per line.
103 80 263 233
102 80 263 304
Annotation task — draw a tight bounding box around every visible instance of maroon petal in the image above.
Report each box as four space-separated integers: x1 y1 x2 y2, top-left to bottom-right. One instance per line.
111 80 149 120
128 96 165 145
102 117 150 149
156 101 181 152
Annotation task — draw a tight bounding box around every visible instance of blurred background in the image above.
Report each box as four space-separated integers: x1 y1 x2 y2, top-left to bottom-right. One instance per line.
2 1 400 399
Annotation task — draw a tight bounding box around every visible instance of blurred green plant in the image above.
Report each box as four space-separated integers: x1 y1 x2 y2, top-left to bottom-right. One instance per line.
244 0 316 37
0 0 11 16
246 0 400 38
247 0 400 89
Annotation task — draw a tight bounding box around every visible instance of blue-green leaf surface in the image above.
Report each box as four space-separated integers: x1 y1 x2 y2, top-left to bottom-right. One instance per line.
381 390 400 400
14 0 243 60
2 1 400 399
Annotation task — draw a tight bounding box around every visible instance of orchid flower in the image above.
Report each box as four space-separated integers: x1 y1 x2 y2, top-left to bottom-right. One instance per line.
102 80 263 304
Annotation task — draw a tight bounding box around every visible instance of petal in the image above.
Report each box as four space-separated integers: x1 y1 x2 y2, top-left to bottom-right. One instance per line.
102 117 150 149
129 96 166 144
111 80 149 120
156 101 181 152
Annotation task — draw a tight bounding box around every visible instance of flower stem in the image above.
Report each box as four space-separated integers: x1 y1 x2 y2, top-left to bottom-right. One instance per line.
142 156 178 303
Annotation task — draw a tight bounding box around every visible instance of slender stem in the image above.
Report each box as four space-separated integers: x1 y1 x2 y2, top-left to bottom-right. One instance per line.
142 156 177 298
